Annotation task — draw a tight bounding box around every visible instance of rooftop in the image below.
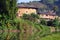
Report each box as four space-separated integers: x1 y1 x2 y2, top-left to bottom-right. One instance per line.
40 10 56 16
18 1 47 9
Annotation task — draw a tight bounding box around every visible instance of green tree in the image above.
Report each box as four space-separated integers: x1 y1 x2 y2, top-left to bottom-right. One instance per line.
42 0 58 4
52 18 59 27
9 0 17 19
31 13 39 19
40 19 47 25
31 13 39 22
0 0 17 30
0 0 17 20
22 13 39 22
22 14 30 20
53 6 58 12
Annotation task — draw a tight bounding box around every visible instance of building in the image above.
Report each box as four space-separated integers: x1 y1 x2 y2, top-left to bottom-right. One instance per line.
17 1 47 17
17 3 37 17
17 2 58 20
39 10 57 20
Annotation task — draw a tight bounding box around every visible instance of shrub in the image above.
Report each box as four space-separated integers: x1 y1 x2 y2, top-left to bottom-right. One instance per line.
52 18 59 27
22 13 39 22
31 13 39 19
40 19 47 25
47 20 53 26
22 14 30 20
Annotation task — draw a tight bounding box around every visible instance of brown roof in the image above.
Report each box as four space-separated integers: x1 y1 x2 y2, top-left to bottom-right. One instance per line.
29 1 47 8
18 3 37 9
40 11 56 16
18 1 47 9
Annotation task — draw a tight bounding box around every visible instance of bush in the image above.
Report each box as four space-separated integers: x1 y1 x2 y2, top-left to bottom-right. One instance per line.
47 20 53 26
40 19 47 25
52 18 59 27
22 14 30 20
31 13 39 19
22 13 39 22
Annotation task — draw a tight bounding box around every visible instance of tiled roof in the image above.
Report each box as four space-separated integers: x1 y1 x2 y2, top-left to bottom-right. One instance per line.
40 11 56 16
18 3 37 8
17 1 47 9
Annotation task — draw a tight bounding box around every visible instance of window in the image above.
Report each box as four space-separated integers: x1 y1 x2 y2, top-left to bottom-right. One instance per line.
26 11 28 13
25 11 28 14
46 14 48 16
42 14 44 16
19 11 20 13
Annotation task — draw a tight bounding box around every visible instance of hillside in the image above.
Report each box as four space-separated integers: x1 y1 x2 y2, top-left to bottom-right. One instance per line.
40 0 60 16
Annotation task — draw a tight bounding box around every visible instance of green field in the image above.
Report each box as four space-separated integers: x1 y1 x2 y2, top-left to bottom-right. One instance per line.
0 18 60 40
15 18 60 40
40 33 60 40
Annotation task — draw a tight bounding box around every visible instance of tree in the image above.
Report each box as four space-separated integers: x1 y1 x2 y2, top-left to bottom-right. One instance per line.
22 14 30 20
0 0 17 30
41 0 58 4
52 18 59 27
0 0 17 20
40 19 47 25
47 20 53 26
22 13 39 22
53 6 58 12
31 13 39 19
9 0 17 19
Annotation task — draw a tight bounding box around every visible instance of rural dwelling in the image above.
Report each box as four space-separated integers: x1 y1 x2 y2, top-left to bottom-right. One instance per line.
17 3 37 17
39 10 58 20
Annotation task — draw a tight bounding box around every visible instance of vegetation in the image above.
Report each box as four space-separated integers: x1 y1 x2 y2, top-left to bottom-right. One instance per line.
0 0 60 40
0 0 17 30
40 32 60 40
22 13 39 22
40 19 47 25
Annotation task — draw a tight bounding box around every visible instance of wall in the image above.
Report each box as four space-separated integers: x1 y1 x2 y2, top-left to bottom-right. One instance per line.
17 8 37 17
40 14 56 19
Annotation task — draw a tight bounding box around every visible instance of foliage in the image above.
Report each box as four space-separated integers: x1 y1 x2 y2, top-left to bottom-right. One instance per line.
31 13 39 19
0 0 17 30
40 33 60 40
16 18 51 40
0 0 17 20
52 18 59 27
42 0 57 4
53 6 59 12
22 13 39 22
47 20 53 26
22 14 30 20
40 19 47 25
58 22 60 28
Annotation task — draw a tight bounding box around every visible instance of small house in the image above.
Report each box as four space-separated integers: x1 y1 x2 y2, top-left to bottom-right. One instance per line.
39 10 57 20
17 3 37 17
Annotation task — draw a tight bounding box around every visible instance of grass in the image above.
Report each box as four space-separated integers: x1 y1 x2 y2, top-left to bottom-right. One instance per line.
15 18 51 40
18 18 60 40
0 18 60 40
40 32 60 40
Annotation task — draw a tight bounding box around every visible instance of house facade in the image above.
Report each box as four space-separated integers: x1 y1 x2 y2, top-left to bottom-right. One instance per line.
17 4 37 17
39 10 57 20
17 3 58 20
